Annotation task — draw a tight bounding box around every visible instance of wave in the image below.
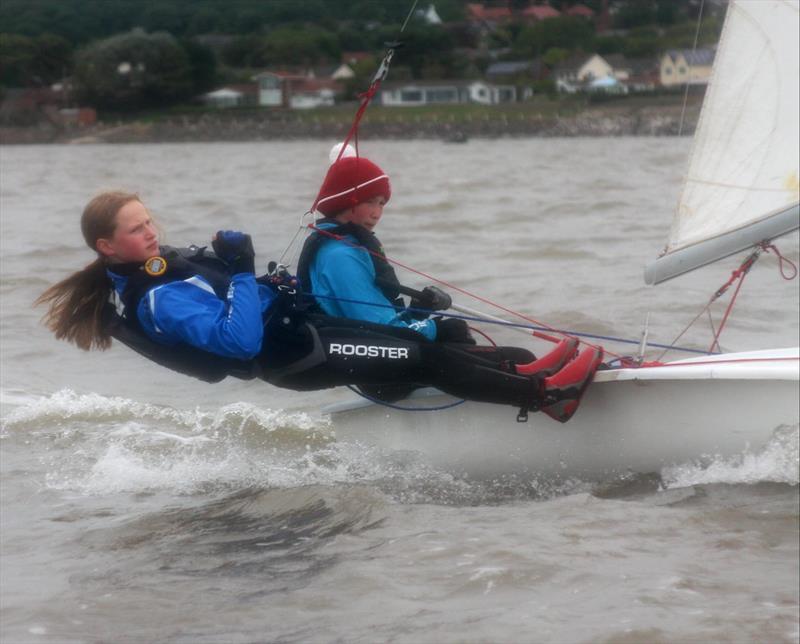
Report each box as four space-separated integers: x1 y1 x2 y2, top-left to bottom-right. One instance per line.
3 390 796 506
661 424 799 488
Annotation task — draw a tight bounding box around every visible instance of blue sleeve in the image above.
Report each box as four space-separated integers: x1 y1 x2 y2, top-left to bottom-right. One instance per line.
137 274 268 359
314 242 437 341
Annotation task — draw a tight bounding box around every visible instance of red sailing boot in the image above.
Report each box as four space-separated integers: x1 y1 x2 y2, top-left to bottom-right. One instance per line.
540 346 604 423
515 337 579 377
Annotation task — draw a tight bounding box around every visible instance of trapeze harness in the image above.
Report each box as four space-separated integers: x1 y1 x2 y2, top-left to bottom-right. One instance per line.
106 245 263 383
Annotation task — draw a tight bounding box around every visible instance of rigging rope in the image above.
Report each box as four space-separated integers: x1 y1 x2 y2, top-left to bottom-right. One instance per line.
678 0 706 137
306 223 609 353
308 291 716 357
657 241 798 360
345 384 465 412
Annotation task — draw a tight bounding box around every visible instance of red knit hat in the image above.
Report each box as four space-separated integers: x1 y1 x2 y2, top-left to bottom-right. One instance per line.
313 156 391 216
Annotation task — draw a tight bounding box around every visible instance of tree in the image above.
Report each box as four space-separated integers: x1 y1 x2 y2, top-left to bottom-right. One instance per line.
180 39 217 94
513 16 595 57
0 34 37 86
0 32 72 86
73 30 193 110
249 26 341 67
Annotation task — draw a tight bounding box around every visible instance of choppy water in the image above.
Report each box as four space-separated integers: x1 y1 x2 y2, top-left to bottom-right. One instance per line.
1 139 798 643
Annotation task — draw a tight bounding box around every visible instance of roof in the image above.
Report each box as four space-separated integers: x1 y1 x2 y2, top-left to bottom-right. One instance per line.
665 49 715 66
467 3 512 21
486 61 534 76
204 88 243 99
381 79 491 89
253 70 307 81
522 5 561 19
553 53 590 75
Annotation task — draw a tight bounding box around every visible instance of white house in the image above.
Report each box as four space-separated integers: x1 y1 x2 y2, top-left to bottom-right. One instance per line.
379 80 516 106
331 64 355 80
555 53 657 93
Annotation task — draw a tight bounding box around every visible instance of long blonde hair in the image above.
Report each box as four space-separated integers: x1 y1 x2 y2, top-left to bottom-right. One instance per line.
35 191 141 350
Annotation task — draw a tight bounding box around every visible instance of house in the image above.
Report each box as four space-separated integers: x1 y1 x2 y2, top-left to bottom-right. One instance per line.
415 4 443 25
554 54 658 93
331 63 355 81
577 54 616 82
660 49 715 87
624 58 661 92
252 72 339 109
379 80 516 106
288 78 337 109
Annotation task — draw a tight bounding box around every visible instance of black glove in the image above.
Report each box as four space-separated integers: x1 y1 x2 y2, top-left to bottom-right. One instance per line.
410 286 452 319
212 230 255 275
263 262 300 296
433 317 476 344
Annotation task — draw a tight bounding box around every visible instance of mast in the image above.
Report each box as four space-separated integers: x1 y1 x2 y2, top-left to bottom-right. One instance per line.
645 0 800 285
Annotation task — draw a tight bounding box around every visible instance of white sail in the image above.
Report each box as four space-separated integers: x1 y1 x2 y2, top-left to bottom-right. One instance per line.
646 0 800 285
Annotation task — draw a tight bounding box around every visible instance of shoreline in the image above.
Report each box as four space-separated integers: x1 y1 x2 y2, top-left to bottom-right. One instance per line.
0 101 700 145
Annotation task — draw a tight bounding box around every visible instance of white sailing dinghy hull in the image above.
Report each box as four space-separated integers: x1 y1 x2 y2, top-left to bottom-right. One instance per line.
324 348 799 478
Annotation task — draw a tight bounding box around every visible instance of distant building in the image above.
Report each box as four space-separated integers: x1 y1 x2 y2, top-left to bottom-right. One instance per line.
331 64 356 80
379 80 517 106
485 60 547 81
660 49 715 87
201 84 258 108
288 78 338 109
554 53 659 93
252 71 339 109
415 4 443 25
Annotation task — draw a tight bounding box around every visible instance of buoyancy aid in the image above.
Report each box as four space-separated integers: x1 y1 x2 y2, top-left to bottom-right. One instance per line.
296 219 404 311
107 245 259 383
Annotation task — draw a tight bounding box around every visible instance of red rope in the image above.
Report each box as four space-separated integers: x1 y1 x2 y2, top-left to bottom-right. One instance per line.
468 326 497 347
762 242 798 280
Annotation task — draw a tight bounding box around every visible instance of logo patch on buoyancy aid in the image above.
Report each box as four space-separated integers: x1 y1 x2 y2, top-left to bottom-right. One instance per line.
144 256 168 276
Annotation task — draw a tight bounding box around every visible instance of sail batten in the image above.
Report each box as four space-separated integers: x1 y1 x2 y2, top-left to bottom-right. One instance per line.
646 0 800 284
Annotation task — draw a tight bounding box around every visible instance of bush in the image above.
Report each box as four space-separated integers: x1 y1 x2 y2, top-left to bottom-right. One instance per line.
73 29 193 111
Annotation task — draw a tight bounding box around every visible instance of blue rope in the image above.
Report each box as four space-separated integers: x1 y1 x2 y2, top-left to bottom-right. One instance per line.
345 385 466 412
307 292 718 356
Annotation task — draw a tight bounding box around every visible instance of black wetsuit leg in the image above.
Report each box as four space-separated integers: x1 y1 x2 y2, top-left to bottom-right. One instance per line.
258 314 541 409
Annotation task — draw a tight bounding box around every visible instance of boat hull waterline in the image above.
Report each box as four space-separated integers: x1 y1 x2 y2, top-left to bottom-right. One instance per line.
323 348 800 478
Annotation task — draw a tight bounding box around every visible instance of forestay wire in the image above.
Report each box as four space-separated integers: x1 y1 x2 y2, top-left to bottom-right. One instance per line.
278 0 420 267
678 0 706 137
